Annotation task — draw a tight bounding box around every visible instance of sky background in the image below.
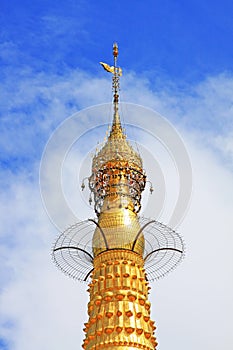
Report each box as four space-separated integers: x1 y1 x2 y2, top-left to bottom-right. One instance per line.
0 1 233 350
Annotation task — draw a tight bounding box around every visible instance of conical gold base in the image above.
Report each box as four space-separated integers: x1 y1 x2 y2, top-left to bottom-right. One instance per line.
82 250 157 350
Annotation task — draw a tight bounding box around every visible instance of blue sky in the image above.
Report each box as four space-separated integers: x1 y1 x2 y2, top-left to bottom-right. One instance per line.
1 0 233 80
0 1 233 350
1 0 233 173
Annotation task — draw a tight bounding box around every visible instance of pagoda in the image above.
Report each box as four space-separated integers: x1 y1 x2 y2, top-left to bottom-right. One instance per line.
53 43 184 350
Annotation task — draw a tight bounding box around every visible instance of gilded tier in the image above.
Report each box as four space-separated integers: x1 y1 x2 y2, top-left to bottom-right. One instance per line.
92 110 143 171
82 250 157 350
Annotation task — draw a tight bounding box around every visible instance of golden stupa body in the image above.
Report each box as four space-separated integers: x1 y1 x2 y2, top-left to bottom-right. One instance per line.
82 43 157 350
52 43 184 350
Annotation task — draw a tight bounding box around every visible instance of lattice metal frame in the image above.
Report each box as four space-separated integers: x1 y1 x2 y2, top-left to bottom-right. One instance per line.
52 217 184 282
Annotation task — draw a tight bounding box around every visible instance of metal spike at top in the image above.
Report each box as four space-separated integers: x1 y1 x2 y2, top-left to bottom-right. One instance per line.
100 42 123 134
112 42 120 126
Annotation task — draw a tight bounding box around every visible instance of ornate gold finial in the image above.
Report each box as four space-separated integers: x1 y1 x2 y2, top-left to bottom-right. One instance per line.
90 44 145 218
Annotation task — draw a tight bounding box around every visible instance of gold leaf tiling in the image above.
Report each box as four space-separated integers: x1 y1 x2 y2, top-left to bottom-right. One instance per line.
83 250 156 350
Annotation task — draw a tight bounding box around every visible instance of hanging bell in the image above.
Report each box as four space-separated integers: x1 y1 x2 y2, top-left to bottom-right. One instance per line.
89 196 92 205
150 185 154 194
81 182 85 191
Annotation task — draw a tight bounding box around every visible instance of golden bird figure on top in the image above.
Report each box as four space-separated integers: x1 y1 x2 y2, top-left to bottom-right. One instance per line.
100 61 122 76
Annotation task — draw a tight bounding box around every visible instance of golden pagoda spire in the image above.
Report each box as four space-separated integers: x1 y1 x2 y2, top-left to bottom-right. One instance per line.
52 43 185 350
81 44 157 350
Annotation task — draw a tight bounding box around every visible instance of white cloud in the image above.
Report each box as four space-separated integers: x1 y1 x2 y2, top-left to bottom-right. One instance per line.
155 138 233 349
0 69 233 349
214 131 233 168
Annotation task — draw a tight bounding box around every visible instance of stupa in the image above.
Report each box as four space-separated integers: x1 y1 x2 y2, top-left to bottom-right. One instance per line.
52 43 184 349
